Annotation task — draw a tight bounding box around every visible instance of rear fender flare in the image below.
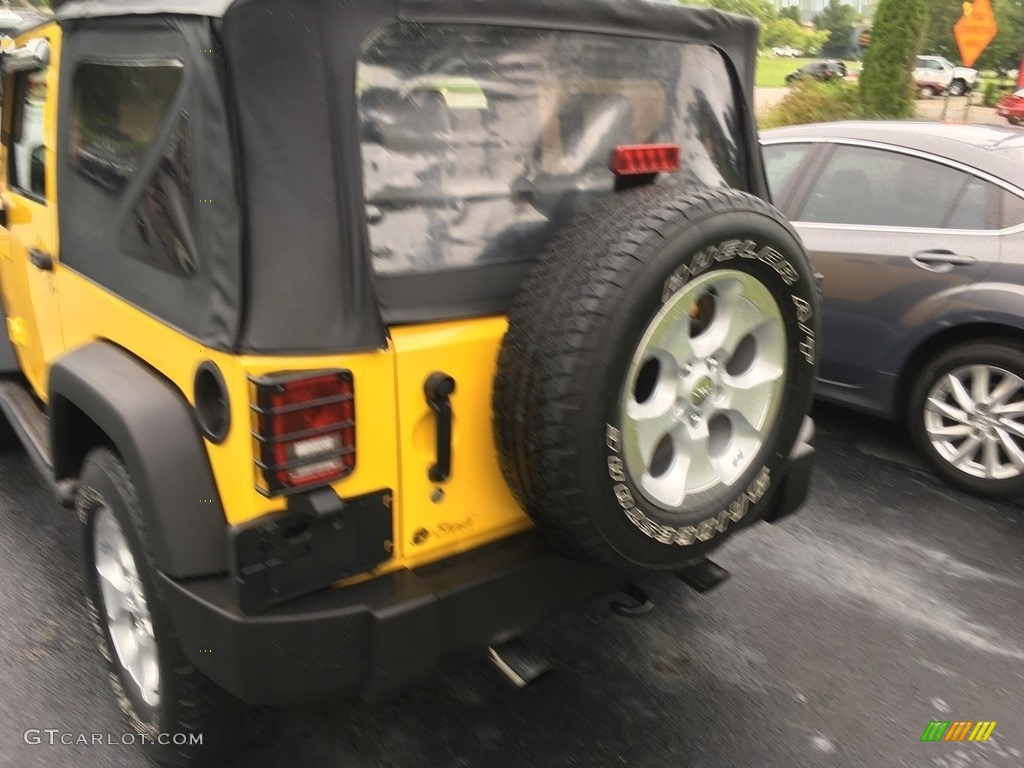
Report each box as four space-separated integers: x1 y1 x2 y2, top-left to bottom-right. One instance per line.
49 342 228 577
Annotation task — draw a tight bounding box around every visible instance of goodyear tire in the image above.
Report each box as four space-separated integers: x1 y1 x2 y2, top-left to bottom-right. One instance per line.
494 185 819 571
78 448 268 766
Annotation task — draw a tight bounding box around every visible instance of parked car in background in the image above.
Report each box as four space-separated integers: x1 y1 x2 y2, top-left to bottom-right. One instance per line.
997 88 1024 126
915 55 979 97
772 45 803 57
763 122 1024 499
916 79 947 98
786 60 846 85
0 7 43 48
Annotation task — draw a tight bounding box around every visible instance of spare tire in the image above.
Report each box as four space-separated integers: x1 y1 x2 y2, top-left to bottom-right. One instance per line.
493 184 819 572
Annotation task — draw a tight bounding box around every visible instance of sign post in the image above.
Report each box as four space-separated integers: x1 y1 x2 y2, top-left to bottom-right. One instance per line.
954 0 998 68
949 0 998 123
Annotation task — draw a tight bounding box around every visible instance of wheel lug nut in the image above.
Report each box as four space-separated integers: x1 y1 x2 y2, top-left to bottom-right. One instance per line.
681 364 692 377
688 413 702 428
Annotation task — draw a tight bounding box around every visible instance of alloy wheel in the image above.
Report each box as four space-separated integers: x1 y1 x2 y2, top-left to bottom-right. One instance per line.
923 364 1024 481
620 269 786 509
93 505 161 708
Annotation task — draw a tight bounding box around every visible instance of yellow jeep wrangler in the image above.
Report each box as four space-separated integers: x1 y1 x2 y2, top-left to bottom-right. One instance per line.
0 0 817 763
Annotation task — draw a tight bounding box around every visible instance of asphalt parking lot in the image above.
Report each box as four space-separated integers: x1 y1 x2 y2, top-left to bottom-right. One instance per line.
0 403 1021 768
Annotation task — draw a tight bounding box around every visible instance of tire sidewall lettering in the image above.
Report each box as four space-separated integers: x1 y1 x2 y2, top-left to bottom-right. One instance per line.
603 233 813 548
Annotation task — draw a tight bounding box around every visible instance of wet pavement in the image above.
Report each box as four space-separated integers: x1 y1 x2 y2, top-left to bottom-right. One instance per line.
0 402 1021 767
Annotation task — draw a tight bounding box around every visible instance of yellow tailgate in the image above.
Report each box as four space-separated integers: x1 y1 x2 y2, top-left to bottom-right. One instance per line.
390 316 531 564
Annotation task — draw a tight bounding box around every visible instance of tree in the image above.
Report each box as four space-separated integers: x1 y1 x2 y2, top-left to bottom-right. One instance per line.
700 0 778 21
763 17 806 48
763 17 830 54
682 0 778 23
859 0 929 117
814 0 861 57
780 6 803 23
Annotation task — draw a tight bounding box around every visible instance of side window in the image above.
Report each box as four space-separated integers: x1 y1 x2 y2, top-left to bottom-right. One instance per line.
9 66 49 200
799 145 987 229
945 176 998 230
1001 190 1024 229
69 61 198 276
762 142 813 214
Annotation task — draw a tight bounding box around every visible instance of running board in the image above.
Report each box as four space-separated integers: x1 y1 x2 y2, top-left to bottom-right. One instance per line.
0 379 75 507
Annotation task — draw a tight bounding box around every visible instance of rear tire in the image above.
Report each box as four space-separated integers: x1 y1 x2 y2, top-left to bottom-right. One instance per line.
78 448 268 766
908 340 1024 499
919 85 937 98
494 185 819 571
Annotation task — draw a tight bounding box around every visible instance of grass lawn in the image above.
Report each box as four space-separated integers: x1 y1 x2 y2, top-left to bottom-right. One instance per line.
755 56 859 88
756 57 814 88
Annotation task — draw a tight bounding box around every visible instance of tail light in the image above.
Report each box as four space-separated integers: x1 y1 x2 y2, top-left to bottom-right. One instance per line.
611 144 681 176
251 370 355 496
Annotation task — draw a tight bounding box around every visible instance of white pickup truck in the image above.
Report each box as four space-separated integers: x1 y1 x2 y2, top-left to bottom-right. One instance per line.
915 54 979 96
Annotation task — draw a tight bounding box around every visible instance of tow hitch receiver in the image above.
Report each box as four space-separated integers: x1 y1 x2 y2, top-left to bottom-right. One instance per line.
675 559 730 593
488 638 552 688
609 584 655 617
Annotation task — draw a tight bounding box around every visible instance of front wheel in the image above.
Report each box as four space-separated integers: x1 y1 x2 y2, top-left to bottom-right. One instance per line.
78 448 267 765
948 79 967 96
908 341 1024 499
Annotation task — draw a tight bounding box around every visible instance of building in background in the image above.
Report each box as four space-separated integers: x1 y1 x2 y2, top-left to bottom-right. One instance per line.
771 0 873 19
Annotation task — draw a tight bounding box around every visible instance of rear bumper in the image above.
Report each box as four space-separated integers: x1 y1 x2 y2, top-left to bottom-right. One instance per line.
160 531 625 705
161 417 815 706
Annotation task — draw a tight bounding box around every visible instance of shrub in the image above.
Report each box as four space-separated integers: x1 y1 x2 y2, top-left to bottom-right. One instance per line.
759 79 864 129
982 80 1001 108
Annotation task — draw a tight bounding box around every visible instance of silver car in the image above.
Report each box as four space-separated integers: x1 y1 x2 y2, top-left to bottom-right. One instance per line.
762 121 1024 498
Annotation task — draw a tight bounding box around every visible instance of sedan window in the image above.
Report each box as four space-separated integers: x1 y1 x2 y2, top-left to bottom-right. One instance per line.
762 142 813 214
799 145 998 230
1002 190 1024 229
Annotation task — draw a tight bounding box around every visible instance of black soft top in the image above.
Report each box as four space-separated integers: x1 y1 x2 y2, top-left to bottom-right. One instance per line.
55 0 759 105
54 0 766 355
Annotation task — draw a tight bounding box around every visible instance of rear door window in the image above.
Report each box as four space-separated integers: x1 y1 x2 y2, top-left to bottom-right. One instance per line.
798 145 997 230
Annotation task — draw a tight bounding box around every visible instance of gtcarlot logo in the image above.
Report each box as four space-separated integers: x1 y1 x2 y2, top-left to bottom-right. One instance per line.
23 729 203 747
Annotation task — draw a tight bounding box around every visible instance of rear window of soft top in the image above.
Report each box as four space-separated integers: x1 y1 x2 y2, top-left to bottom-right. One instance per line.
357 23 747 277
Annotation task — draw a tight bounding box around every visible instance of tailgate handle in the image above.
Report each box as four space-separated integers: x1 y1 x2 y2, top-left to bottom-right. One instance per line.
424 372 456 483
28 248 53 271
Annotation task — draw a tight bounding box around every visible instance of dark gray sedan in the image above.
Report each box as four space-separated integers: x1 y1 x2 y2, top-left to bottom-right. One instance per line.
762 121 1024 498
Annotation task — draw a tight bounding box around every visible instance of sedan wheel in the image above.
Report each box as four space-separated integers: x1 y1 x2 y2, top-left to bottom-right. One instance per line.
910 341 1024 498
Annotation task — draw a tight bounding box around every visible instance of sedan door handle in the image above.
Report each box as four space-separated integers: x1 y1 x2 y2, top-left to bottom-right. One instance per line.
911 249 977 269
28 248 53 271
